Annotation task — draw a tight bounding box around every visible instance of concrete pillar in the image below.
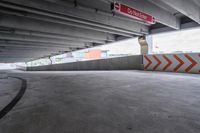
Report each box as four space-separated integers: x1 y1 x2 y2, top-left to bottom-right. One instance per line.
25 62 28 67
138 35 152 54
49 57 53 65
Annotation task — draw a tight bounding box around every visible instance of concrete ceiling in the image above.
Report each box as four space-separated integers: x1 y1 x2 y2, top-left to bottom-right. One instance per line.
0 0 200 63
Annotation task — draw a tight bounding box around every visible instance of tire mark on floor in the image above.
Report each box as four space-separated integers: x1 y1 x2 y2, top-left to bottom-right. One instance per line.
0 76 27 119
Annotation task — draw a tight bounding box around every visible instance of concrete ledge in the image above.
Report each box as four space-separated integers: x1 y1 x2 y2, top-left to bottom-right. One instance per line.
27 55 143 71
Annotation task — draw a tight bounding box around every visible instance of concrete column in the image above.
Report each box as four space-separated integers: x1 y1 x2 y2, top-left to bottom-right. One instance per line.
138 35 152 54
25 62 28 67
49 57 53 65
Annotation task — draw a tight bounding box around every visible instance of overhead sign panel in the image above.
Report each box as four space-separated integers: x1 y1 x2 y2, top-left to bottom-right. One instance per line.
111 2 156 24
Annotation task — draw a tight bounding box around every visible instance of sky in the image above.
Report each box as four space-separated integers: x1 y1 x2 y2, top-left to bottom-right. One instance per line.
100 38 140 55
0 63 15 70
0 63 26 70
152 27 200 53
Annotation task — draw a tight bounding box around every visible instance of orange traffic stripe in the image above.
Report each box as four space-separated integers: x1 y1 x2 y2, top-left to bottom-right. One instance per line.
144 55 152 70
173 55 184 72
153 55 161 70
162 55 172 71
184 54 197 72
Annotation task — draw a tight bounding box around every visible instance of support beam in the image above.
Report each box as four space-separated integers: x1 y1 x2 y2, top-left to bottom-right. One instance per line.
0 27 106 43
150 21 200 34
0 48 70 53
0 52 62 57
138 35 153 54
104 0 180 29
0 8 133 37
0 46 71 52
138 36 148 54
0 0 149 35
0 42 68 49
158 0 200 24
0 13 115 41
0 53 57 58
0 32 86 46
0 50 59 54
49 56 53 65
44 0 148 25
0 50 72 57
0 40 87 49
0 58 33 62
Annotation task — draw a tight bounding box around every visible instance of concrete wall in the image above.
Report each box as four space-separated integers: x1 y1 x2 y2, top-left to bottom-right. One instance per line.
27 55 143 71
143 53 200 74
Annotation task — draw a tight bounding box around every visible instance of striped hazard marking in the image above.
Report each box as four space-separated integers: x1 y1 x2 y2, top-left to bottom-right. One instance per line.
144 54 200 73
162 55 172 71
173 55 184 72
199 54 200 73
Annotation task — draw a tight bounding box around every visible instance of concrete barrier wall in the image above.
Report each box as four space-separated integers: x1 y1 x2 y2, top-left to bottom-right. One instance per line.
143 53 200 74
27 55 143 71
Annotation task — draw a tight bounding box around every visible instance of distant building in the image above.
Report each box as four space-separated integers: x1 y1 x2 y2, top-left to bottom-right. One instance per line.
85 49 102 59
101 50 109 58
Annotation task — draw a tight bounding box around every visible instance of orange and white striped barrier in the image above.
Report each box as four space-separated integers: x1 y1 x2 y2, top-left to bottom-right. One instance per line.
143 53 200 74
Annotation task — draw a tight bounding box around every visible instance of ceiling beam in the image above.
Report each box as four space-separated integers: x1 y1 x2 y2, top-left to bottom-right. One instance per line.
0 8 133 38
0 58 33 63
0 45 71 51
0 32 87 46
0 53 58 58
0 0 148 35
0 40 87 48
150 21 200 34
0 27 106 43
158 0 200 24
45 0 149 25
0 42 68 49
104 0 180 29
0 13 115 41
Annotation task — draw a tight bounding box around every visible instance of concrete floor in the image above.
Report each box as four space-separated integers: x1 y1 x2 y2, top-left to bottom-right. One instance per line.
0 70 200 133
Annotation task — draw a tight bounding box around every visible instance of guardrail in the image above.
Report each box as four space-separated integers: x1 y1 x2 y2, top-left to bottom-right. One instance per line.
143 53 200 74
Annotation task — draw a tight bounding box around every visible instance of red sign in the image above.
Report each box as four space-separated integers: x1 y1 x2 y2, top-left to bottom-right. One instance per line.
112 2 156 24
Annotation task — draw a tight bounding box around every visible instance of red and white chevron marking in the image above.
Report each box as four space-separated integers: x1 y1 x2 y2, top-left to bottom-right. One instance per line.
143 53 200 73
